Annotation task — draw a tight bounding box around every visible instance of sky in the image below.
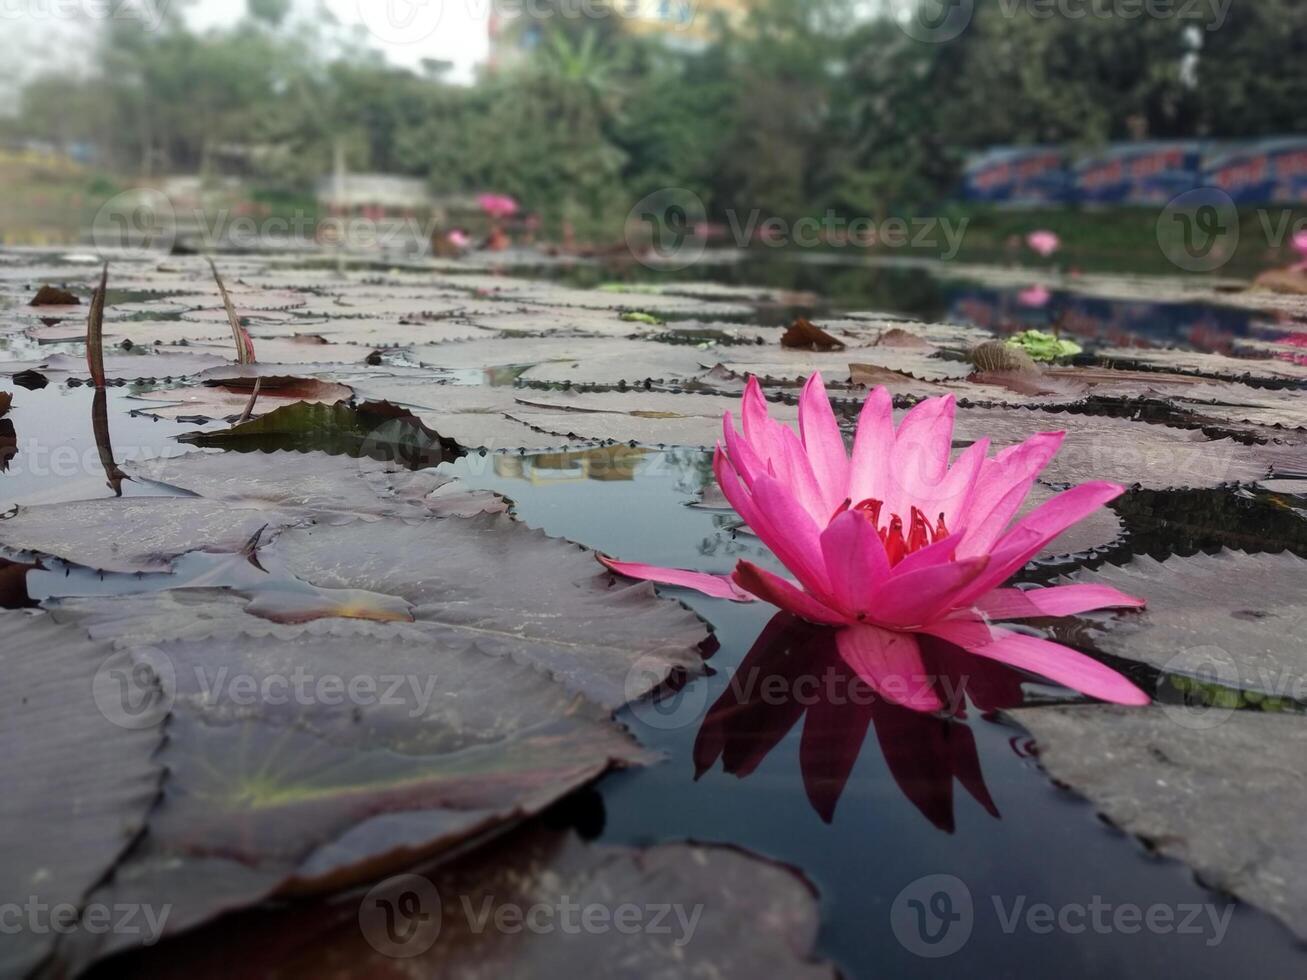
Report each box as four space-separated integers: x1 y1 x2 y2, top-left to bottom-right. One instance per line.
0 0 491 110
191 0 491 80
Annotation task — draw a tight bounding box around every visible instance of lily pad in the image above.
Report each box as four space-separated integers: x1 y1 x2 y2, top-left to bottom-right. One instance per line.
507 389 799 448
132 378 355 422
1099 346 1307 383
1066 551 1307 697
0 612 165 978
0 351 230 382
48 619 652 968
89 825 835 979
1013 704 1307 942
29 284 80 307
952 408 1268 488
130 449 502 523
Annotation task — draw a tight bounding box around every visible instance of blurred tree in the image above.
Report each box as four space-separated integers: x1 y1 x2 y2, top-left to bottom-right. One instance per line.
1195 0 1307 137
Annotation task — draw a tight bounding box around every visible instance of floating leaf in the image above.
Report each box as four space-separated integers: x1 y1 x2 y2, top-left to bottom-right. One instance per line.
133 377 354 422
508 389 799 448
91 825 835 979
874 327 934 349
29 284 79 307
620 311 664 326
1067 551 1307 697
952 407 1269 488
1014 704 1307 943
0 613 165 978
1005 329 1082 362
781 317 845 352
45 620 654 968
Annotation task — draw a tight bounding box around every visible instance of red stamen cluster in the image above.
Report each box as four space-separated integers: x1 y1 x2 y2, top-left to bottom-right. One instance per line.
832 498 949 565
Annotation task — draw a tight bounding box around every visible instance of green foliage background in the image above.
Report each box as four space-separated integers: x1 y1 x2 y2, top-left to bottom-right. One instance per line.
6 0 1305 245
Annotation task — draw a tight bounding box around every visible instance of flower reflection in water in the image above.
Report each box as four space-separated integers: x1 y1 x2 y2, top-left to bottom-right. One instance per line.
695 613 1032 832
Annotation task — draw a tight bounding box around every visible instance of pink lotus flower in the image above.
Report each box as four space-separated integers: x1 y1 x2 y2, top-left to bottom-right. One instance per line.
447 229 471 249
1017 284 1051 308
1027 231 1061 257
477 194 519 220
601 376 1149 707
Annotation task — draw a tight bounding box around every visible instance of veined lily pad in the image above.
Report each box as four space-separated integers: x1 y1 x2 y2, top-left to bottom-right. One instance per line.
47 621 654 968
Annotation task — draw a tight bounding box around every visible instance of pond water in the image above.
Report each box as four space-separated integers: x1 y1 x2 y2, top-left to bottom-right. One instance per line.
442 447 1307 977
513 253 1287 355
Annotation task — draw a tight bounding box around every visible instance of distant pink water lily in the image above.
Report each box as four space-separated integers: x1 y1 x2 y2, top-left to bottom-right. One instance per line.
447 229 471 249
1291 230 1307 271
1017 284 1051 308
601 376 1149 707
477 194 519 220
1027 231 1061 258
